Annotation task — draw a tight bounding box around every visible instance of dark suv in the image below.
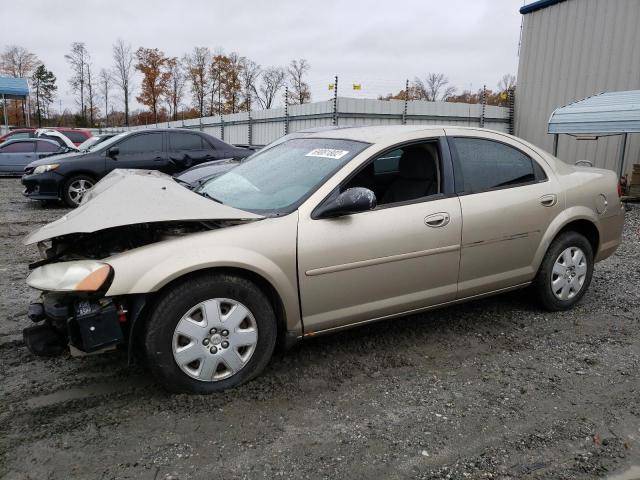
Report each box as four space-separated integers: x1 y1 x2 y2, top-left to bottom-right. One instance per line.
22 129 252 207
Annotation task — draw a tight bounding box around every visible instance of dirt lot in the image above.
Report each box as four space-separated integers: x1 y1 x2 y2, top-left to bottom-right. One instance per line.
1 177 639 480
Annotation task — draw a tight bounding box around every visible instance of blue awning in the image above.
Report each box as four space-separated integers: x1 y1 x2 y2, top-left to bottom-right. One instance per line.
520 0 567 15
548 90 640 135
0 76 29 99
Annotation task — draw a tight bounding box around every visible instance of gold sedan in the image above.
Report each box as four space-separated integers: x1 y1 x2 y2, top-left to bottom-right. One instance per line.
24 126 625 393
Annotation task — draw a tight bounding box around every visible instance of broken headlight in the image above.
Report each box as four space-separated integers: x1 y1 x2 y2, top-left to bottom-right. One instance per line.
27 260 112 292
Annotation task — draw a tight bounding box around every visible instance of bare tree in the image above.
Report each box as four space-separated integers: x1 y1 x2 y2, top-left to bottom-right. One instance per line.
65 42 90 123
287 59 311 105
0 45 39 125
165 57 185 121
498 73 516 92
255 66 286 109
112 39 134 126
239 57 261 111
99 69 112 126
184 46 211 116
414 73 456 101
85 62 97 126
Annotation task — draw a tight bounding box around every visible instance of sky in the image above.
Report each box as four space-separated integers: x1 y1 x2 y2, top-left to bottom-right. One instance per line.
1 0 528 113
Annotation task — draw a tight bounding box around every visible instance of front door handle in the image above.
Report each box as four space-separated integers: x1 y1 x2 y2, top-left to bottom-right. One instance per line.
540 194 557 207
425 212 450 228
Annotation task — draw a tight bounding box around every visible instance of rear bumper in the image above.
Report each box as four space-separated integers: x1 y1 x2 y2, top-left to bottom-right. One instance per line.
21 171 64 201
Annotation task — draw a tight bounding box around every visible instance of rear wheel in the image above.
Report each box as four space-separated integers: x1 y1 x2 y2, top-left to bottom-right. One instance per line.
534 231 594 311
63 174 95 207
144 273 277 394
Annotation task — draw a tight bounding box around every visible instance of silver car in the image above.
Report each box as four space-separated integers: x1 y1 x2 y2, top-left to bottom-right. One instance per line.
23 126 625 393
0 138 65 176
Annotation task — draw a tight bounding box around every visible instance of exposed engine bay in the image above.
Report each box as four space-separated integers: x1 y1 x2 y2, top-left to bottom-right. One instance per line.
30 219 249 268
25 219 253 358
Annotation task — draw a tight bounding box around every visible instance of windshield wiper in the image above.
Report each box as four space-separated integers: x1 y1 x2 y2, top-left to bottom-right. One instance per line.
173 177 195 189
199 190 224 204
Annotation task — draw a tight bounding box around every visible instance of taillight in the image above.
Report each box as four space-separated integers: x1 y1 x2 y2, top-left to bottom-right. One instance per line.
618 177 626 197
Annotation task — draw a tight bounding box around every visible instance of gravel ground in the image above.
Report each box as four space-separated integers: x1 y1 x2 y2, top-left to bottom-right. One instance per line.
1 177 639 480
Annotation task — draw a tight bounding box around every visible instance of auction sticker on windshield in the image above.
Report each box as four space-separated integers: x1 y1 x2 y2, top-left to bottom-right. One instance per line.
305 148 349 160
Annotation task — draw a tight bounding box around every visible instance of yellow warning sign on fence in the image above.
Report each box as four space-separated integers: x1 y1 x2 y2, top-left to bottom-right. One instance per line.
328 84 335 91
353 83 362 90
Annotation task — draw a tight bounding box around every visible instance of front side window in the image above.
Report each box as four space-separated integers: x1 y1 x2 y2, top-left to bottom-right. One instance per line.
452 138 538 193
118 133 163 154
343 141 441 206
36 140 60 153
1 141 35 153
198 138 369 214
170 133 203 151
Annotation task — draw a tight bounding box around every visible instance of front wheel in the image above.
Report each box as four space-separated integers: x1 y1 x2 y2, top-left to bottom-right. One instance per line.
533 231 594 311
144 273 277 394
62 174 95 207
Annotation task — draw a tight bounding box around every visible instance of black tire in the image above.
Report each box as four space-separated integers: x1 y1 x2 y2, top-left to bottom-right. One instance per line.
62 174 95 208
533 231 594 311
144 273 277 394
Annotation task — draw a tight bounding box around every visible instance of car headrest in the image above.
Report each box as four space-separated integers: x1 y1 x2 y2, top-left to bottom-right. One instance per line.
398 145 437 180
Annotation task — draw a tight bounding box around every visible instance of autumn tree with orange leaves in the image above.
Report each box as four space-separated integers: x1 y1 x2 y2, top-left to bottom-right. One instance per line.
135 47 171 123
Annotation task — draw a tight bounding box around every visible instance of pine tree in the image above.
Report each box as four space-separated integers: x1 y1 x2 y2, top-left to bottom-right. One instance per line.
31 64 57 127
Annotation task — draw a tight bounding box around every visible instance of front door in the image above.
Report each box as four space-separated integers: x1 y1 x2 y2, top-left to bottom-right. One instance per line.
446 129 562 297
106 132 167 173
297 138 462 334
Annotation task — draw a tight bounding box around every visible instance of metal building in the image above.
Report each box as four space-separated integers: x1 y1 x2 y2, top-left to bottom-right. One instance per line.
515 0 640 175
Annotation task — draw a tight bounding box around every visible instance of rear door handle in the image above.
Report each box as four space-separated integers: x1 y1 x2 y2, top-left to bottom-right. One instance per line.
425 212 450 228
540 194 557 207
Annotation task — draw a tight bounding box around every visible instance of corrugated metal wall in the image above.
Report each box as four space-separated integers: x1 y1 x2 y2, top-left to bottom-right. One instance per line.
515 0 640 174
103 97 509 146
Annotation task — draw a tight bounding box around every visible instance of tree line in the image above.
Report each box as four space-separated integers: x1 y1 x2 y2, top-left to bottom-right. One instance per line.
0 42 516 129
379 73 516 107
0 42 311 128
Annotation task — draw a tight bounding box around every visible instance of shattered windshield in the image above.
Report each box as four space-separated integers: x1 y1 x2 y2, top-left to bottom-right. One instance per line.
197 138 369 215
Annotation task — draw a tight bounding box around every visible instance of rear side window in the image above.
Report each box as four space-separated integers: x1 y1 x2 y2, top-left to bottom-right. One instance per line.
452 138 539 193
36 141 60 153
170 133 203 151
61 131 89 143
1 142 34 153
118 133 163 154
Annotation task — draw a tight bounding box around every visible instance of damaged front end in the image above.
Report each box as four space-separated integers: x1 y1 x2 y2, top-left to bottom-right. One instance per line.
22 169 263 358
23 220 244 358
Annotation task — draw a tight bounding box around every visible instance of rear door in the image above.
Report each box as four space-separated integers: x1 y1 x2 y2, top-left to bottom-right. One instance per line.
106 132 167 172
446 128 561 297
0 141 36 175
168 132 216 172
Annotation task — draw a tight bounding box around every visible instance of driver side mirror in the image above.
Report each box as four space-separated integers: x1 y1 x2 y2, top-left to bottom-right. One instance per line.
314 187 377 219
107 147 120 158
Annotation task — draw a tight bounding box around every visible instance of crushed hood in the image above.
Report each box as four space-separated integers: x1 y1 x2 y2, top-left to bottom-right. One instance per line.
24 169 263 245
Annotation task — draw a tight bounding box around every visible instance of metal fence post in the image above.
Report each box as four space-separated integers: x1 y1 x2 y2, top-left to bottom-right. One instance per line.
248 105 253 147
332 75 338 126
480 85 487 128
220 115 224 141
508 87 515 135
284 87 289 135
402 79 409 125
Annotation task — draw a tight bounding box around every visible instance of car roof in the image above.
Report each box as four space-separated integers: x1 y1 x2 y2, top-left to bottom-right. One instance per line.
301 125 513 144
